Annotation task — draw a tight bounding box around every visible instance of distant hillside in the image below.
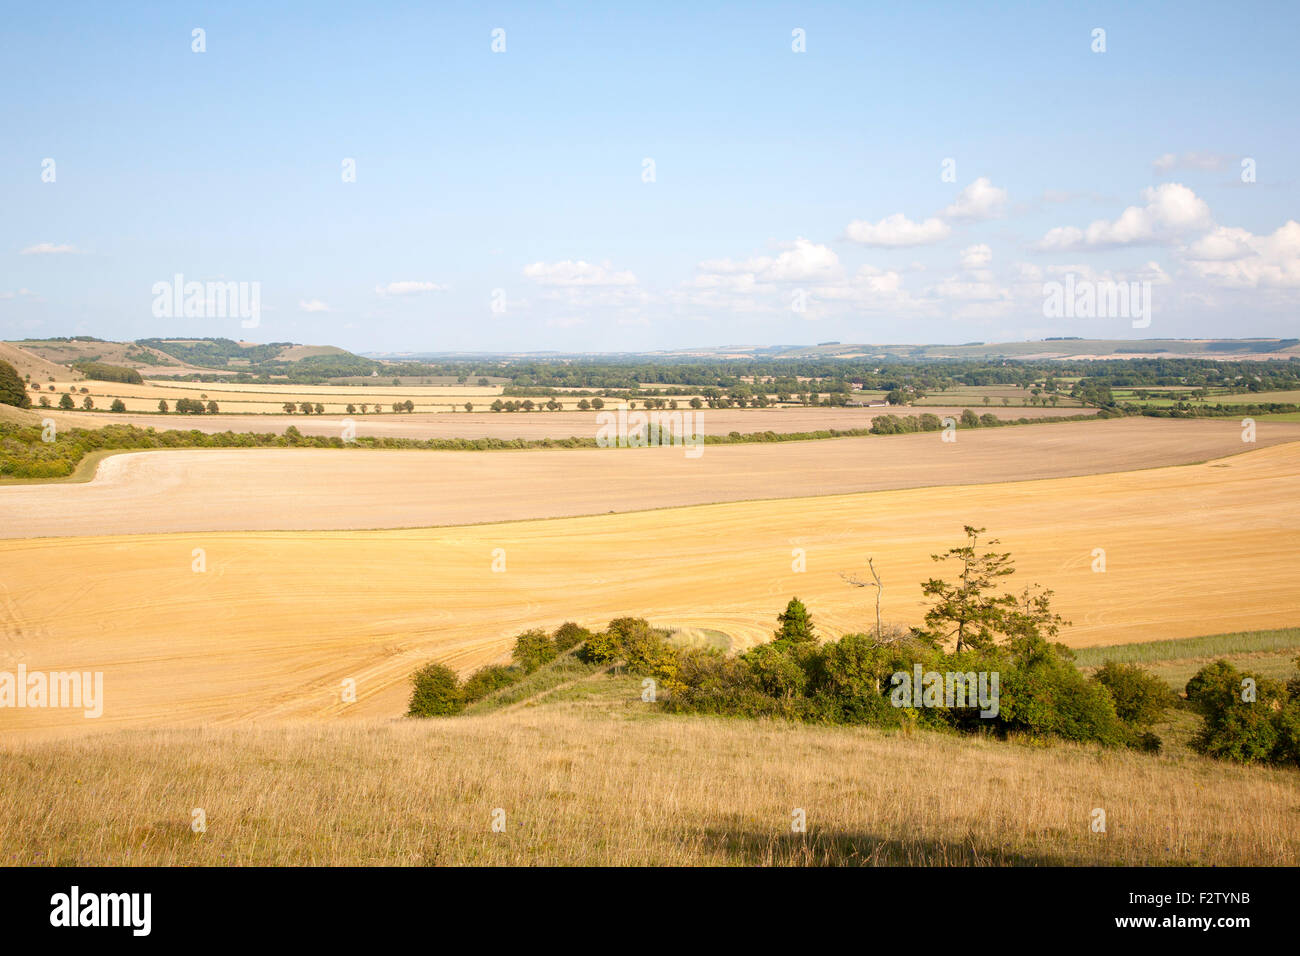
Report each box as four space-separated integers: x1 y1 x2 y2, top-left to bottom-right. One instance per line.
369 338 1300 363
0 341 81 382
129 338 372 378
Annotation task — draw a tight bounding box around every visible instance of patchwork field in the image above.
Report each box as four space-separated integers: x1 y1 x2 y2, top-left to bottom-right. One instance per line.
2 418 1289 537
40 403 1089 442
1 436 1297 739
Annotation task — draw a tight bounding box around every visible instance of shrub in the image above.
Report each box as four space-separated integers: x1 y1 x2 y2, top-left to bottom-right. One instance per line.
743 642 809 700
1185 660 1291 763
552 621 592 653
1091 661 1174 727
407 663 463 716
996 643 1127 745
511 628 558 673
461 664 521 703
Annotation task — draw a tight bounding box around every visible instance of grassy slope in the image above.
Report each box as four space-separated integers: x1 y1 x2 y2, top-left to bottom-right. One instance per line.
4 628 1298 866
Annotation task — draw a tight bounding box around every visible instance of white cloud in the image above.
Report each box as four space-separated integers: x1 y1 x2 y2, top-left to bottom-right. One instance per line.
298 299 331 312
375 281 447 296
845 213 951 247
960 244 993 269
1183 226 1257 262
697 238 840 283
545 316 586 328
522 260 637 287
941 177 1008 221
20 242 80 255
1038 183 1212 250
1183 221 1300 288
1152 151 1231 173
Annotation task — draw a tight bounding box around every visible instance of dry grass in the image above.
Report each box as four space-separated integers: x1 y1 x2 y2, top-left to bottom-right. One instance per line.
2 705 1297 866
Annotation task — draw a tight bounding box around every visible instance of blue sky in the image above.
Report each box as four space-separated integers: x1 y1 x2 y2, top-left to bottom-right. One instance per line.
2 1 1297 352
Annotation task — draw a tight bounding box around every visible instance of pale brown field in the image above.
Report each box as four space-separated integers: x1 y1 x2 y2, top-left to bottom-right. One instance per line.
1 438 1297 739
1 710 1297 865
43 403 1088 441
3 418 1289 537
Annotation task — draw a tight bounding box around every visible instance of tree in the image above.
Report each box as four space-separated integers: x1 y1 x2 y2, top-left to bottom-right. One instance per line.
775 597 816 644
300 402 313 414
283 402 295 413
59 393 75 410
110 398 127 412
463 402 473 412
314 403 324 414
0 360 31 409
346 404 356 414
841 557 884 639
81 396 94 410
590 397 604 410
207 401 219 414
158 399 169 413
915 526 1018 653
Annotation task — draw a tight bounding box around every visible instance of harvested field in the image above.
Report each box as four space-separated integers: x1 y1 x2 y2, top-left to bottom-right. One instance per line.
1 438 1297 738
1 418 1292 537
43 404 1088 441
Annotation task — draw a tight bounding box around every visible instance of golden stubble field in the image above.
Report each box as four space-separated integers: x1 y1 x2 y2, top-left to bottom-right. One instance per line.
1 436 1297 739
2 418 1288 536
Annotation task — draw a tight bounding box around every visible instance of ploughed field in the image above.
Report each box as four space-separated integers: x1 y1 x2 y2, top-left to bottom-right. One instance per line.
1 418 1285 538
1 428 1296 739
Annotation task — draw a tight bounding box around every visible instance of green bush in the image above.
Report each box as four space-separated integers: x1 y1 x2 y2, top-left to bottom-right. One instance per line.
1185 660 1293 763
998 645 1127 745
1091 661 1174 727
552 621 591 653
407 663 463 717
461 664 521 703
511 628 558 673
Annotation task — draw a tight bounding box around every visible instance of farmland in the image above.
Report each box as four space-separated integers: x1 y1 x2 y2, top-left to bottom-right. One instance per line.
2 341 1299 871
1 434 1297 740
2 418 1289 536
